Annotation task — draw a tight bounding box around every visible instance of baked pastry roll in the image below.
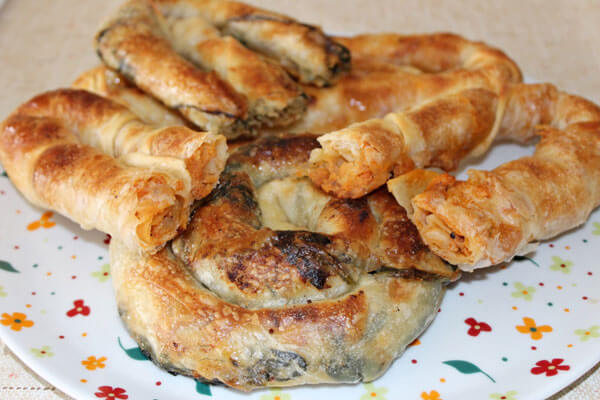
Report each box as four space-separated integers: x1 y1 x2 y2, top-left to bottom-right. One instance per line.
72 66 186 128
390 83 600 269
95 0 348 137
17 89 227 200
0 110 190 254
111 135 455 390
156 1 308 128
310 88 501 198
306 33 522 198
151 0 350 86
96 0 247 136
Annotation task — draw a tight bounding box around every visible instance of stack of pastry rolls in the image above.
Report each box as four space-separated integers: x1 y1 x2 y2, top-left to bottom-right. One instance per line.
0 0 350 255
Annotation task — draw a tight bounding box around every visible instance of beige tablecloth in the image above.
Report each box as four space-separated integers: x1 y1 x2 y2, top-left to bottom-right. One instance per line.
1 0 599 399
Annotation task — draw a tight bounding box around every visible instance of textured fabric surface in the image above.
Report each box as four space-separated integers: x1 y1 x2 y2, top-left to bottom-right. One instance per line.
0 0 599 399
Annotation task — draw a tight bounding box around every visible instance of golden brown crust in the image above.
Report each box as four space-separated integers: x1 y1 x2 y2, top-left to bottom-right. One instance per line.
283 33 520 135
335 33 521 79
227 134 320 185
498 83 600 142
153 0 350 86
111 241 447 389
0 113 190 253
408 85 600 269
72 65 187 128
95 0 348 137
16 88 227 200
157 7 308 129
305 33 521 198
96 0 248 135
111 134 454 390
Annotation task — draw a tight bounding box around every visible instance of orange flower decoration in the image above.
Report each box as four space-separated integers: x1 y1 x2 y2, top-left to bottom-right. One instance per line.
82 355 107 370
1 312 34 331
27 211 56 231
516 317 553 340
421 390 442 400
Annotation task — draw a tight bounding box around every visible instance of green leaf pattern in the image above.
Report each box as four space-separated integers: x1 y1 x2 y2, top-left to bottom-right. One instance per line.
0 260 19 273
117 337 149 361
195 380 212 396
443 360 496 382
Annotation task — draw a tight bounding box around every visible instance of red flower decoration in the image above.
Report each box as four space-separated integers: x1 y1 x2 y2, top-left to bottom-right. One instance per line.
531 358 570 376
66 299 90 317
465 317 492 336
104 234 112 245
95 386 128 399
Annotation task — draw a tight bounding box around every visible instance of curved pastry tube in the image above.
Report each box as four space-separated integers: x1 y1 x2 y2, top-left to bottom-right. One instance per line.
0 114 190 253
303 33 523 198
95 0 248 136
17 89 227 199
407 86 600 270
110 239 447 390
152 0 351 86
309 88 501 198
497 83 600 142
335 33 522 82
288 33 520 135
72 66 187 128
410 124 600 270
159 8 307 128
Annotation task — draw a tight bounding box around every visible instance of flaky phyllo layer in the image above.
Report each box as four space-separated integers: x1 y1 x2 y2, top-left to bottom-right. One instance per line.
110 135 456 391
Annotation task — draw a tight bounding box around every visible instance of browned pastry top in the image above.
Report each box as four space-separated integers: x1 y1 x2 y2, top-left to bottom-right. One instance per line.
95 0 350 137
110 134 455 390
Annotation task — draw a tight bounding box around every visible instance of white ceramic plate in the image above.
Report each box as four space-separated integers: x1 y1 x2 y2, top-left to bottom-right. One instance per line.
1 139 599 400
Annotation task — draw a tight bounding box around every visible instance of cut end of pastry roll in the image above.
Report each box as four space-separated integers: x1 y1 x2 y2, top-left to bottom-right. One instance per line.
144 126 227 199
182 132 227 199
219 10 351 87
133 175 189 252
409 172 527 271
387 169 443 217
246 92 308 130
308 120 414 199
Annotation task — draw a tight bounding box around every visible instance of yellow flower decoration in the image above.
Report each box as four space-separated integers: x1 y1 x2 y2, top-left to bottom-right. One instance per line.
258 388 291 400
421 390 442 400
516 317 552 340
361 383 388 400
490 391 518 400
30 346 54 358
91 264 111 282
575 326 600 342
81 356 107 370
511 282 535 301
549 256 573 274
1 312 34 331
